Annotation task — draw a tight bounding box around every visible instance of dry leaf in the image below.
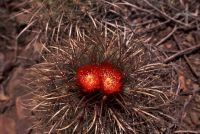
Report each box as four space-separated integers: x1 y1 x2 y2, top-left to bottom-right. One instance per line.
6 67 22 97
16 97 25 119
178 71 188 91
16 119 32 134
165 43 173 49
15 13 31 24
0 89 10 102
0 115 16 134
190 111 200 125
185 33 195 44
33 42 44 54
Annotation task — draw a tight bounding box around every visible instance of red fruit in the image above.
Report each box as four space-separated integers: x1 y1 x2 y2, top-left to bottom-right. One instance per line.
100 63 122 94
76 64 100 92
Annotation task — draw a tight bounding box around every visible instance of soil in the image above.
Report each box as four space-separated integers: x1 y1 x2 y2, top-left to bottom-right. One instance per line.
0 0 200 134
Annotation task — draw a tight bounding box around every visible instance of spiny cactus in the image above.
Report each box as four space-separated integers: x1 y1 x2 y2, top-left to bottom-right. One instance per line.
22 25 179 133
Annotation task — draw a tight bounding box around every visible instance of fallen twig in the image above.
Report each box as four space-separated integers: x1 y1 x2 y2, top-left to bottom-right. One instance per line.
164 44 200 63
156 25 177 46
173 34 199 79
174 130 200 134
143 0 190 26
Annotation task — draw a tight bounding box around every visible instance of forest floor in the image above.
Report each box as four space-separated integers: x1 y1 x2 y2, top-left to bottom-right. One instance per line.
0 0 200 134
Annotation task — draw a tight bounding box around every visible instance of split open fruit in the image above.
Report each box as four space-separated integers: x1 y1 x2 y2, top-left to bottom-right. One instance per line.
76 63 122 94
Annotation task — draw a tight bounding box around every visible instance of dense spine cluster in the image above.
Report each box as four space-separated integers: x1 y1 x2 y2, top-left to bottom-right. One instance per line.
23 27 177 134
22 0 181 134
